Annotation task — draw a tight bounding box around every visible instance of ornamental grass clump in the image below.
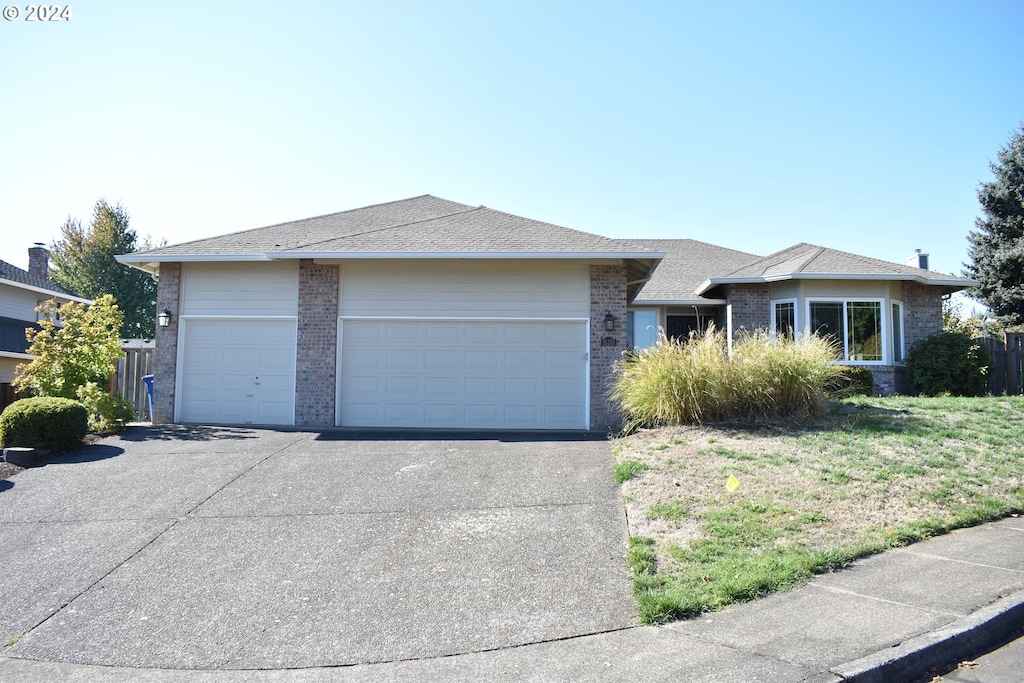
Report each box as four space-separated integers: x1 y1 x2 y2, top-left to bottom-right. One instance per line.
611 325 843 426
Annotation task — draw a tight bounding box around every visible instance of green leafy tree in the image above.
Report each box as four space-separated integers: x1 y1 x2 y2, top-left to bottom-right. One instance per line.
49 199 160 338
965 124 1024 330
13 294 124 399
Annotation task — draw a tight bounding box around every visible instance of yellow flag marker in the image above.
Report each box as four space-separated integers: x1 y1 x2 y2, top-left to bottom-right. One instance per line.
726 474 741 491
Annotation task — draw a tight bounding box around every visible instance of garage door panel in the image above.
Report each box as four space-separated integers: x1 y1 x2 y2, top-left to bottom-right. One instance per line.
385 376 419 395
546 351 579 369
384 404 419 423
340 320 585 429
506 351 541 369
386 324 421 343
425 350 459 368
425 377 458 396
179 319 296 426
505 378 538 396
465 351 499 369
424 404 458 423
425 325 459 343
505 325 541 344
465 325 500 344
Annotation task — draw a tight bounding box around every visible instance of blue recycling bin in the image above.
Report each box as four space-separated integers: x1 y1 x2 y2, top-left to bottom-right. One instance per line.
142 374 154 422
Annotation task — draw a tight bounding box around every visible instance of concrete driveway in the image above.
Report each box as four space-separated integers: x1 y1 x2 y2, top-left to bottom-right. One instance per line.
0 426 634 670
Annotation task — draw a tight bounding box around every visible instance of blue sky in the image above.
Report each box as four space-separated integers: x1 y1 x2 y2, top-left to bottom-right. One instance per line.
1 1 1022 292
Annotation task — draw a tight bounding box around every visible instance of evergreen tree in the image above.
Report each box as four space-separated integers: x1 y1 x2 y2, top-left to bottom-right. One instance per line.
965 124 1024 329
49 200 160 338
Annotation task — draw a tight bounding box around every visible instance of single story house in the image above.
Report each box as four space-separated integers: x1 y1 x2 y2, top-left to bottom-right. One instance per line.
117 195 975 431
0 245 91 410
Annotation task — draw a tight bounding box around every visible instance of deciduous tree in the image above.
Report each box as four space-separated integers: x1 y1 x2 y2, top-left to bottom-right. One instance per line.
49 200 160 338
13 294 124 399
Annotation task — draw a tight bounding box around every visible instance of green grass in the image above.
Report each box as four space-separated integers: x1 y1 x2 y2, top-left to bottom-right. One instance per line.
647 500 691 520
614 459 651 484
615 396 1024 624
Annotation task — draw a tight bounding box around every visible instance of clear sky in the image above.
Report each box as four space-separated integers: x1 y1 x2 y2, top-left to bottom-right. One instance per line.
1 1 1022 290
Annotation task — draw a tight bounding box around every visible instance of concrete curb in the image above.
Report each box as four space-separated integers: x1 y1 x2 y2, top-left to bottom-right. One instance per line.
831 587 1024 682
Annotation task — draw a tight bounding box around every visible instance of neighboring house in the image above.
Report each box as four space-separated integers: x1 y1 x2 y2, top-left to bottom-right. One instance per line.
0 245 91 410
117 195 976 431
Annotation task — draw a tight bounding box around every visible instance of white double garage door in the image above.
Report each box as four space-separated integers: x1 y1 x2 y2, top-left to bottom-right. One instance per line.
176 262 591 430
179 318 588 430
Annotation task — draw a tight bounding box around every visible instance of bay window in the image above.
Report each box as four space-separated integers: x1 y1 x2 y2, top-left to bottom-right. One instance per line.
808 299 883 363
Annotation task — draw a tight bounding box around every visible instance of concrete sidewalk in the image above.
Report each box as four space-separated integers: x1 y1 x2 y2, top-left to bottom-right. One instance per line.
3 428 1024 681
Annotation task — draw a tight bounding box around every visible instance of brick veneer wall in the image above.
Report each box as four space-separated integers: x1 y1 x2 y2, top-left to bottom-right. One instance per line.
903 282 943 351
152 263 181 424
727 284 771 335
590 264 627 432
295 260 339 427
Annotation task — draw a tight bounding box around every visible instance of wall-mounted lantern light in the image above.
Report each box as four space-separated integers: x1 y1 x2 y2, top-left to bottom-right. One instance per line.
157 308 172 328
604 311 616 332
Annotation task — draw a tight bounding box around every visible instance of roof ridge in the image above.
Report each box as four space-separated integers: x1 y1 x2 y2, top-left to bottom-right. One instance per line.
478 206 649 248
0 259 80 297
282 206 486 251
630 237 762 259
151 195 463 253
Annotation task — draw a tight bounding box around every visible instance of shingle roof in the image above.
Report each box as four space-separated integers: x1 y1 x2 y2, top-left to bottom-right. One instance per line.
130 195 654 257
0 315 40 355
631 239 761 303
0 260 82 298
695 242 976 293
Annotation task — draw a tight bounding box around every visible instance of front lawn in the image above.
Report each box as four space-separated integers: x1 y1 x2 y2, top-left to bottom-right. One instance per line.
613 395 1024 624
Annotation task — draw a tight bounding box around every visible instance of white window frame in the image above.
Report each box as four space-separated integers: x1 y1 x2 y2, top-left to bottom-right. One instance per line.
805 297 887 365
627 309 660 351
891 299 905 364
771 298 798 339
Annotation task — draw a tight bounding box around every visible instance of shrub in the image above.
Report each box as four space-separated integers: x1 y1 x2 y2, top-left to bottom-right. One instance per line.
610 325 843 426
76 382 136 434
0 396 89 452
906 331 992 396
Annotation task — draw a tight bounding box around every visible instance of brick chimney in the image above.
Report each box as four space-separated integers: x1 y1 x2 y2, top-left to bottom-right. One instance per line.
28 243 50 280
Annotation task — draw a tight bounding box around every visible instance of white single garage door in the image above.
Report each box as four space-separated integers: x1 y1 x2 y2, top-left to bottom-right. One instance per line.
339 320 587 430
178 318 297 425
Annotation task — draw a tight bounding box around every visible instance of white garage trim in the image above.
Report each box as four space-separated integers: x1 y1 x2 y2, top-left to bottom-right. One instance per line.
175 316 298 426
336 316 591 430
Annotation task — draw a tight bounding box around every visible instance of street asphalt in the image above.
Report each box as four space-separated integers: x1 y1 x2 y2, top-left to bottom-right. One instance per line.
2 425 1023 681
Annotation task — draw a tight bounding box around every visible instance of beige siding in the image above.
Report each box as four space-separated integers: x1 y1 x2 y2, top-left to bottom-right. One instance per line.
181 262 299 317
0 284 48 320
338 261 589 318
798 279 892 299
0 356 25 384
769 281 799 299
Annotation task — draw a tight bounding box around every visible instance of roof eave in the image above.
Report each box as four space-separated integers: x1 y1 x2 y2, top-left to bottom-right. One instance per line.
696 272 978 295
0 278 92 304
269 250 666 260
631 299 729 306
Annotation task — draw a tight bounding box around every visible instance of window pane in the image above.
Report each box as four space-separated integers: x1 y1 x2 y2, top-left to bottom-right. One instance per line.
892 303 903 363
629 310 659 350
847 301 882 361
810 302 843 350
774 302 795 339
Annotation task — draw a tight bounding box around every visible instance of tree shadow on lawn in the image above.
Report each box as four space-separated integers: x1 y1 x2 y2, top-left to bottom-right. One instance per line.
696 402 935 439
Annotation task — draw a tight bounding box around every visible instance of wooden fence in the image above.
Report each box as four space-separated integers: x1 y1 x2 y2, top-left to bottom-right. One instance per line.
112 340 155 421
981 333 1023 396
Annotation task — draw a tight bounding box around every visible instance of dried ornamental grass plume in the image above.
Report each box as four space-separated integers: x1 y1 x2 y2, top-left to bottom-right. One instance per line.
610 324 843 427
